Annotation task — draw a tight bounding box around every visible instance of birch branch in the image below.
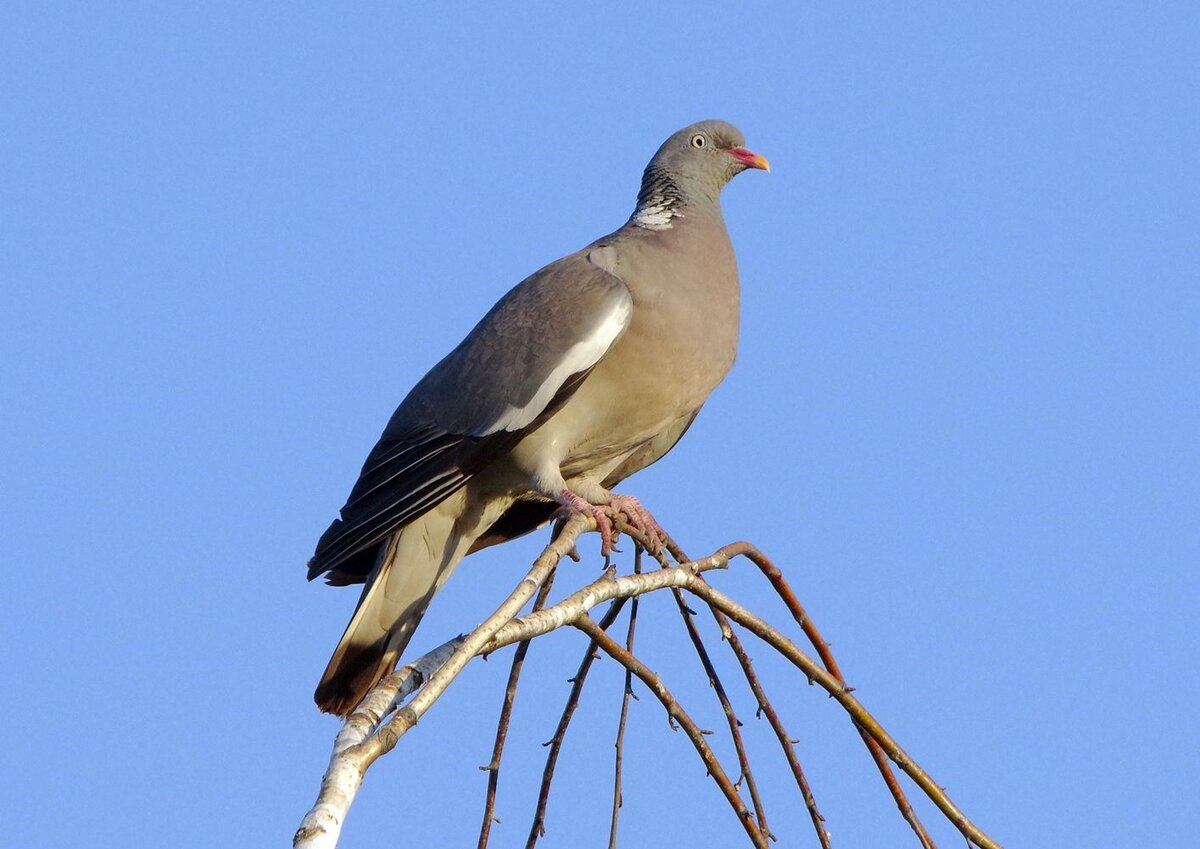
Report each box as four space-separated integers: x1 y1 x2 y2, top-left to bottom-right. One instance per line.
575 616 768 849
734 543 938 848
293 637 465 849
295 514 590 849
477 567 557 848
607 548 642 849
681 579 1002 849
526 594 628 848
295 518 1003 849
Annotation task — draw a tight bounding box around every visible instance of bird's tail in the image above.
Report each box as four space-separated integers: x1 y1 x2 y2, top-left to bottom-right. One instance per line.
314 505 468 716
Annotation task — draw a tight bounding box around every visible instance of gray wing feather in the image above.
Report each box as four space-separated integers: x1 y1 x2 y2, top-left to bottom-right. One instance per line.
389 247 632 436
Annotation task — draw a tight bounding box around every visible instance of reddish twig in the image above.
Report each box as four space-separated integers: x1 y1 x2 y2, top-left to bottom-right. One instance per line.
300 518 1002 849
477 569 558 848
575 615 768 849
526 592 629 848
738 544 937 849
607 547 643 849
669 586 774 841
668 539 819 847
683 578 1002 849
720 618 832 849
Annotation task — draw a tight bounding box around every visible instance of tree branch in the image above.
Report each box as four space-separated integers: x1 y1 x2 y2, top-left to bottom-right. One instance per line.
574 616 769 849
477 567 558 848
294 637 466 849
296 520 1003 849
607 548 642 849
525 594 628 848
734 543 938 848
669 585 773 841
683 578 1001 849
719 617 832 849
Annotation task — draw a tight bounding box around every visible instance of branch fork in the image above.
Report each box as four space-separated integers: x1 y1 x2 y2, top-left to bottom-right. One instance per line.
295 515 1003 849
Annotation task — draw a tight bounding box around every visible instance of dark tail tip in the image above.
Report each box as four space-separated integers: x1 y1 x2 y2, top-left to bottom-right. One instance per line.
314 639 397 717
313 686 362 718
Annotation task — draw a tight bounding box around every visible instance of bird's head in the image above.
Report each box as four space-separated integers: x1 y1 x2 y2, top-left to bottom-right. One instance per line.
634 120 768 226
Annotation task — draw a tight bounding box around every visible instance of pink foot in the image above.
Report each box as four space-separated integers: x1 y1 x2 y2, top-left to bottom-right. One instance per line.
606 493 666 556
556 490 618 556
555 490 665 557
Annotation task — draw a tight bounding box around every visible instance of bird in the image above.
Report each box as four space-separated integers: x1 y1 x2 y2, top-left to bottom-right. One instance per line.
308 119 768 715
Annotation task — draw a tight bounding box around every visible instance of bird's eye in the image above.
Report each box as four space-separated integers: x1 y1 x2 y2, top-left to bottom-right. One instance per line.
690 134 707 149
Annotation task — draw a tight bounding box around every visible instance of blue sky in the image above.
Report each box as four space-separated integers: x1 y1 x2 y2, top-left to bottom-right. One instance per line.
2 3 1197 847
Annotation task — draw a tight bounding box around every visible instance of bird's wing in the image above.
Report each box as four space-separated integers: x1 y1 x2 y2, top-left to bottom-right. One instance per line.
308 247 632 579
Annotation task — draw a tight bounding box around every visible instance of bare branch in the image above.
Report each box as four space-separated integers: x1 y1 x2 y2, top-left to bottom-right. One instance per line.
607 548 643 849
297 521 1003 849
527 595 628 848
736 543 938 849
355 515 591 766
683 578 1002 849
295 515 591 849
719 617 832 849
668 538 824 848
670 586 773 841
477 568 558 849
484 553 731 652
574 616 769 849
294 637 465 849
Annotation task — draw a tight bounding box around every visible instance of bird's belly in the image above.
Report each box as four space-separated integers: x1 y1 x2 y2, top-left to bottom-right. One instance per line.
514 320 734 485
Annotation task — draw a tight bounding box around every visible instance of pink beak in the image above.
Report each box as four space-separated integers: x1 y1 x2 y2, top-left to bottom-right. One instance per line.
728 146 770 172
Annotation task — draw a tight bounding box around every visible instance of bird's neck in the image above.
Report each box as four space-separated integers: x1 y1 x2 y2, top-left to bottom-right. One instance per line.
630 167 721 231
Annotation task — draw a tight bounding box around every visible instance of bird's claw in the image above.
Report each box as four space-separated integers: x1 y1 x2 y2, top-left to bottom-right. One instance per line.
555 491 665 559
606 494 666 556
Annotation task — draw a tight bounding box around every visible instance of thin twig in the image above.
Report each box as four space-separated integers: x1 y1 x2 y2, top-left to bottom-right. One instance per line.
683 578 1002 849
670 537 829 849
740 544 938 849
575 616 769 849
526 594 629 848
478 538 996 847
608 547 642 849
477 569 558 849
669 586 773 841
721 618 832 849
486 553 731 653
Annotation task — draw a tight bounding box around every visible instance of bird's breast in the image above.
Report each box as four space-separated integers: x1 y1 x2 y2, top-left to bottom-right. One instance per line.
515 223 741 482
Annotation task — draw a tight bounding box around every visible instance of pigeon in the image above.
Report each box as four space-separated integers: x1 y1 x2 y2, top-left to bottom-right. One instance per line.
308 120 768 715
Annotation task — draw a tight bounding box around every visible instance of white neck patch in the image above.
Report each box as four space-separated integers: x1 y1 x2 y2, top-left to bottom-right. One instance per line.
632 199 678 231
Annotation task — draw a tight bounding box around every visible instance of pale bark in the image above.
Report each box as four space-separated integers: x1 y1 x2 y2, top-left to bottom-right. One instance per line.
295 517 1003 849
